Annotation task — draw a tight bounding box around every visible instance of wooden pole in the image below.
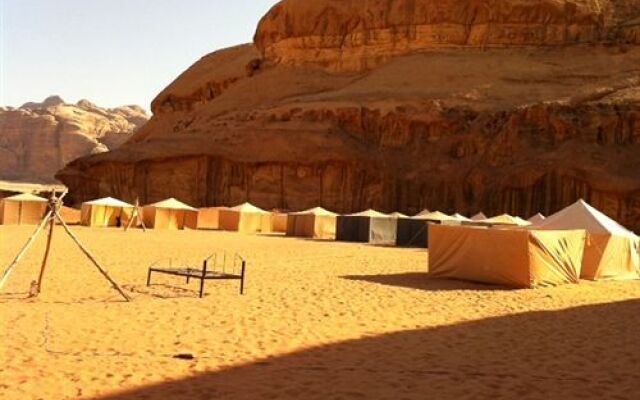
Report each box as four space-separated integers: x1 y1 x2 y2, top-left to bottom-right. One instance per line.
35 213 56 294
53 209 131 302
0 210 53 291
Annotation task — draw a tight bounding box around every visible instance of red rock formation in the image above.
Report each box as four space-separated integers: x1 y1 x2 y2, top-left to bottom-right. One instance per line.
57 1 640 230
0 96 148 183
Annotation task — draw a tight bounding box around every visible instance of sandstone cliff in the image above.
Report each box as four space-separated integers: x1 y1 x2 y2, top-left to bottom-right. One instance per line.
58 0 640 231
0 96 148 183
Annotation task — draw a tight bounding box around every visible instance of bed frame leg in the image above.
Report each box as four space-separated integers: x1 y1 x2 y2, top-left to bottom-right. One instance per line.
240 261 246 295
146 269 152 286
199 260 207 298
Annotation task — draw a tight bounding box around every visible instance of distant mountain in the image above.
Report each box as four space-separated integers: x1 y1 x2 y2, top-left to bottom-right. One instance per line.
0 96 149 183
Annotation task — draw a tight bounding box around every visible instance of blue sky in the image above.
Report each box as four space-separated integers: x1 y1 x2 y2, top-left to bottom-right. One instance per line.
0 0 278 110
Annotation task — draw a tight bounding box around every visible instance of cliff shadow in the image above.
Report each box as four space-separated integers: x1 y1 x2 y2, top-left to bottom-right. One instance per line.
90 299 640 399
342 273 510 292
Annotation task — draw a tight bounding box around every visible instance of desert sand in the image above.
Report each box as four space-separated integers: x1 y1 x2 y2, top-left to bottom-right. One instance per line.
1 225 640 399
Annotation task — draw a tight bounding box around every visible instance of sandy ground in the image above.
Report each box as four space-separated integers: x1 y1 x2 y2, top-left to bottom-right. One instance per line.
1 225 640 400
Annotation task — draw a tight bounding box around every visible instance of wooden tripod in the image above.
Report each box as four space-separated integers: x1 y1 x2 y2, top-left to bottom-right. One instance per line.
0 191 130 302
124 198 146 232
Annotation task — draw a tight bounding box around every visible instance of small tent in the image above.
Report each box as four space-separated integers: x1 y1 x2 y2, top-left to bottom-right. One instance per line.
528 213 546 225
536 200 640 281
194 207 228 230
452 213 472 222
0 193 47 225
471 212 488 221
58 206 81 225
218 202 271 233
81 197 134 227
287 207 338 239
263 212 289 234
482 214 532 227
142 198 198 230
428 224 586 288
336 209 398 245
396 211 458 248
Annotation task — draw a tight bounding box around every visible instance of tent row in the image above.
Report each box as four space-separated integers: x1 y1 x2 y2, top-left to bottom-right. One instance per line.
429 200 640 287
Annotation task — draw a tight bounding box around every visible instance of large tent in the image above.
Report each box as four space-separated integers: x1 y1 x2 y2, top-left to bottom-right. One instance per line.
287 207 338 239
218 202 271 233
536 200 640 281
428 224 586 288
142 198 198 230
396 211 458 248
264 212 289 234
81 197 134 227
336 209 398 245
0 193 47 225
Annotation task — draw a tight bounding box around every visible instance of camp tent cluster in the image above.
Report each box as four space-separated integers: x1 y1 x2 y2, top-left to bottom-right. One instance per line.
3 193 637 289
428 200 640 288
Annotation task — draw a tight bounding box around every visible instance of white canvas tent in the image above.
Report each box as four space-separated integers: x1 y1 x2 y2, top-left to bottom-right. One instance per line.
81 197 134 227
287 207 338 239
536 200 640 280
0 193 48 225
218 202 271 233
471 212 488 221
142 198 198 230
482 214 532 227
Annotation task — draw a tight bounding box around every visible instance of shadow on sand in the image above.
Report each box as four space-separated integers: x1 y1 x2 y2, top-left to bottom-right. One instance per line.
90 299 640 399
342 273 509 291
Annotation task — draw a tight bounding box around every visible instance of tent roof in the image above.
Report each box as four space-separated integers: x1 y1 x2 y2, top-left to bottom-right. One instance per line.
471 212 488 221
528 213 546 224
2 192 48 203
291 207 338 216
146 198 198 211
483 214 532 226
390 212 408 218
536 199 637 237
230 202 269 214
346 209 390 218
413 211 457 222
84 197 134 208
452 213 472 221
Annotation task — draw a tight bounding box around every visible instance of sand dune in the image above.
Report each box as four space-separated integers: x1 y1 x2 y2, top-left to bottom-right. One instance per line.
1 226 639 399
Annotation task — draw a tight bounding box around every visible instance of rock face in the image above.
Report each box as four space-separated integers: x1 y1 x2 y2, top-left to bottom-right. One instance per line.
255 0 640 72
58 0 640 231
0 96 148 183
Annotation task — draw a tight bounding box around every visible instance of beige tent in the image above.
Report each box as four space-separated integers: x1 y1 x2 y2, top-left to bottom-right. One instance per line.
218 202 271 233
81 197 134 227
265 212 289 234
0 193 47 225
58 206 81 225
482 214 532 227
142 198 198 230
287 207 338 239
536 200 640 281
452 213 471 222
471 212 488 221
194 207 228 230
415 210 458 222
428 224 586 288
528 213 546 225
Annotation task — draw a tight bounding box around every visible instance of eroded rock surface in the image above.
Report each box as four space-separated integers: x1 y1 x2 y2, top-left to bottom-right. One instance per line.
58 1 640 230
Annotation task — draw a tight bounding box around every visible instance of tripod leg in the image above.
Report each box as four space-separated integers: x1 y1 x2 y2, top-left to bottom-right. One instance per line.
53 210 131 302
0 210 53 291
35 214 56 294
